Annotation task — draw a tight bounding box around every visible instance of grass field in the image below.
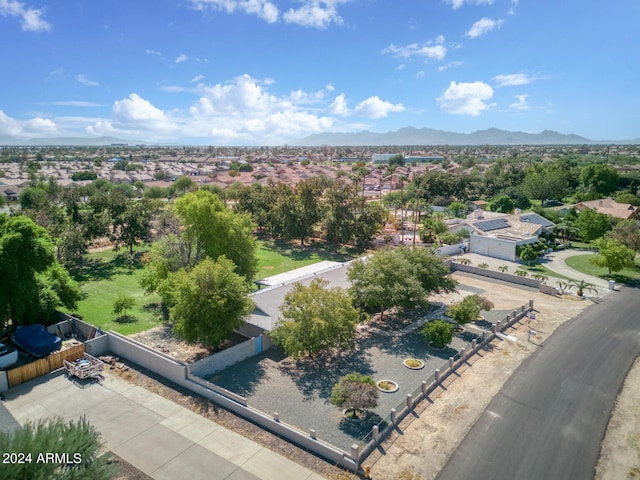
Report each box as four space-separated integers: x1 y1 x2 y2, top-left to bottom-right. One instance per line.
255 238 357 280
67 247 164 335
67 239 359 334
565 254 640 283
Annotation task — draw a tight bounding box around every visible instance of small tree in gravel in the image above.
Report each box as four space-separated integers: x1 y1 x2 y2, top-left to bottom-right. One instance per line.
422 319 454 348
447 295 494 328
330 373 378 419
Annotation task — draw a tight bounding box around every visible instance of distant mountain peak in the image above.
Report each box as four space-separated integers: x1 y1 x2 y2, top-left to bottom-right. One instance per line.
293 127 594 146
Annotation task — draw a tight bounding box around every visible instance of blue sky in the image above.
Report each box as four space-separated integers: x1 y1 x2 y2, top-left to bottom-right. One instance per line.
1 0 638 145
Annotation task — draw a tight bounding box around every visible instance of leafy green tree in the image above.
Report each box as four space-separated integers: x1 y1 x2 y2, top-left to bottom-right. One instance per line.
498 186 531 210
395 246 457 295
523 163 568 202
348 248 425 321
0 416 114 480
590 237 635 276
271 278 361 359
112 295 135 319
421 214 448 244
520 245 538 265
615 192 639 206
352 201 386 252
575 209 612 241
173 175 196 195
388 154 405 167
580 164 620 196
446 295 493 328
174 189 257 280
330 372 378 418
166 256 253 347
609 219 640 252
490 194 515 213
422 319 454 348
111 199 153 254
447 201 466 218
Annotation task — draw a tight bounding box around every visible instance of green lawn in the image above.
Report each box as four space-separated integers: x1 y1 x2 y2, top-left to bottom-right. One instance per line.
255 239 357 280
565 254 640 283
67 239 359 334
66 247 164 335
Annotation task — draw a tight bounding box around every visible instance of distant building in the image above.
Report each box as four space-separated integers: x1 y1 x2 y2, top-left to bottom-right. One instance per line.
405 156 444 163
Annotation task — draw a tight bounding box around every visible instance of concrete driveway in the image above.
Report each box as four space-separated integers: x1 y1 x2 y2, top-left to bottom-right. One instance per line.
2 371 325 480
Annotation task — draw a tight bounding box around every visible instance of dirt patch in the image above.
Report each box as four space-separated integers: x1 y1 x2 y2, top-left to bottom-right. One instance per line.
128 323 247 364
596 356 640 480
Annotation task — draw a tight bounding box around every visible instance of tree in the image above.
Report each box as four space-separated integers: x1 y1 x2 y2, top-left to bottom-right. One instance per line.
166 257 253 347
490 194 515 213
422 319 454 348
0 416 114 480
575 209 612 241
348 247 455 321
568 279 598 297
330 372 378 419
520 245 538 265
523 163 568 202
111 199 153 254
395 246 457 295
0 215 80 326
173 175 196 195
421 214 448 244
590 238 635 276
173 189 257 280
446 295 493 328
348 249 425 321
610 219 640 252
580 164 619 196
271 278 361 359
388 154 405 167
112 295 135 319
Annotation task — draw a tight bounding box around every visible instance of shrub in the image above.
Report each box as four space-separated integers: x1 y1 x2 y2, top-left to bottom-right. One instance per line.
422 319 454 348
330 373 378 418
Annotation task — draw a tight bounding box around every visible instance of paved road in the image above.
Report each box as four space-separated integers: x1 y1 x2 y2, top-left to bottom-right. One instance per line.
437 282 640 480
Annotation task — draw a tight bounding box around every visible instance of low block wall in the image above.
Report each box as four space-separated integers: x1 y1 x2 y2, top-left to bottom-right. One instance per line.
190 334 272 377
450 262 541 288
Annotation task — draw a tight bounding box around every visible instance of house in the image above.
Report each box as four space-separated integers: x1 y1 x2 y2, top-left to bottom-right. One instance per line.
449 210 555 262
573 198 638 220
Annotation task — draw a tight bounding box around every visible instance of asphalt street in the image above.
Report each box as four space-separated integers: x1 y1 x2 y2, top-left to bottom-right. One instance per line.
437 282 640 480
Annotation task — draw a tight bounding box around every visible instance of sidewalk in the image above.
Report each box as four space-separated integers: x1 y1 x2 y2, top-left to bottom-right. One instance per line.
2 371 325 480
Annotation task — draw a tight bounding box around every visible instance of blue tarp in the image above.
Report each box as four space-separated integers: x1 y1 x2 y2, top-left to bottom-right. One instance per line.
12 325 62 358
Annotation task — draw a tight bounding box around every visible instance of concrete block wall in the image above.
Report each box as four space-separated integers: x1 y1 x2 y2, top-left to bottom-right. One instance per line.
190 336 260 377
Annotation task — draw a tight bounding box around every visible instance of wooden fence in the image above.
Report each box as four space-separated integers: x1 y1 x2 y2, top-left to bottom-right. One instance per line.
7 344 86 388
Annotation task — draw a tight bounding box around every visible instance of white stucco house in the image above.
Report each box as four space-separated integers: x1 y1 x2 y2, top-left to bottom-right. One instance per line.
448 209 555 262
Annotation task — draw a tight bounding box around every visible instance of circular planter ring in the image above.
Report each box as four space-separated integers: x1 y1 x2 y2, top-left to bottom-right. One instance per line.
376 379 399 393
403 358 425 370
428 341 447 350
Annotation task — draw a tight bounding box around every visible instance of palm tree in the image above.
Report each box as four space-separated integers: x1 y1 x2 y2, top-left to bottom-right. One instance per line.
398 174 408 245
568 279 598 297
498 265 509 273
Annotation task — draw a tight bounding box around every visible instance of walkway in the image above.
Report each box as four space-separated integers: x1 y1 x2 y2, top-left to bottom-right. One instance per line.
2 371 324 480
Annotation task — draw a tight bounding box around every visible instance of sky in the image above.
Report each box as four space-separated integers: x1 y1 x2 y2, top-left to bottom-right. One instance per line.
1 0 639 145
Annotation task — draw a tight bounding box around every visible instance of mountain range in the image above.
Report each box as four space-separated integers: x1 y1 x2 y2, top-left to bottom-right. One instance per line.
1 128 638 147
293 127 639 146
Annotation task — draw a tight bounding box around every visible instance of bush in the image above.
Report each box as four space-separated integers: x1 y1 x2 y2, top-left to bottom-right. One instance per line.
422 319 454 348
330 373 378 418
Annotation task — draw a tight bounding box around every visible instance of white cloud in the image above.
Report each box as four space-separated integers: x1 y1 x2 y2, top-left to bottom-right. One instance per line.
466 17 503 39
175 54 188 64
416 71 425 78
354 96 404 119
510 94 529 111
438 61 463 72
328 93 349 116
189 0 279 24
0 0 51 32
52 101 105 107
383 36 447 61
444 0 494 10
145 49 163 58
283 0 349 29
0 109 61 137
76 74 100 87
493 73 534 87
191 75 205 83
437 81 495 115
